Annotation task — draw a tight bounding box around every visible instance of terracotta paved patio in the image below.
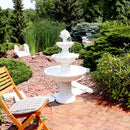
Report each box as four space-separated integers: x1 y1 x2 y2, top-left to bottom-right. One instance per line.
43 92 130 130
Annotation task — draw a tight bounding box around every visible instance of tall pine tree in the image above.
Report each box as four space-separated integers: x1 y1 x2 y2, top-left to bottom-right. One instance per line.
53 0 84 31
11 0 25 44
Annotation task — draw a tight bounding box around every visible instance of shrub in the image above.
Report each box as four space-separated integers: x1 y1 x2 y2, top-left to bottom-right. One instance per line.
6 43 21 50
0 58 33 85
0 44 7 57
91 53 130 108
79 23 130 71
69 42 83 53
43 45 61 55
71 22 102 42
43 42 83 55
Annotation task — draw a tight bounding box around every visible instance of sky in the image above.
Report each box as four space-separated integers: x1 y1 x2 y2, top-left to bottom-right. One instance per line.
0 0 35 10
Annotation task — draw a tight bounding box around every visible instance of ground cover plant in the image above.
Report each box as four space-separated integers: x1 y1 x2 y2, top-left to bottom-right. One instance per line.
91 53 130 108
0 58 32 85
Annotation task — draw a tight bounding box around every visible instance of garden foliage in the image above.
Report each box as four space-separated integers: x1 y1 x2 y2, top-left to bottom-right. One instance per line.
53 0 83 31
10 0 25 44
91 53 130 108
79 21 130 71
71 22 101 42
0 44 7 56
24 19 65 55
43 42 83 55
0 58 32 85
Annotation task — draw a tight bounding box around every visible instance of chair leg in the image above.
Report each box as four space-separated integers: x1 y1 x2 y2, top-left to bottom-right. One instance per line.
18 114 36 130
36 116 49 130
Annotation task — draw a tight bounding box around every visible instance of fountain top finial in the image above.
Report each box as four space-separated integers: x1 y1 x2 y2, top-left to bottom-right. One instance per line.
59 29 70 42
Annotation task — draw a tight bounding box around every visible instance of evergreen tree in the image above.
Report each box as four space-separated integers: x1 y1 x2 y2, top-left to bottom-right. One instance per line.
0 9 9 44
53 0 84 31
11 0 25 44
35 0 54 18
80 0 101 22
103 0 129 23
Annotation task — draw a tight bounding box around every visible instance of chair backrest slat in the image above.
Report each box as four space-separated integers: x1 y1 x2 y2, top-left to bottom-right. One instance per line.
0 73 7 78
0 85 14 96
0 66 15 96
0 79 11 86
0 82 12 91
0 67 5 74
0 76 8 82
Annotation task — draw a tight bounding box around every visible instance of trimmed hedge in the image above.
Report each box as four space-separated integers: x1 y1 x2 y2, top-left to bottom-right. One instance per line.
91 53 130 108
0 58 33 85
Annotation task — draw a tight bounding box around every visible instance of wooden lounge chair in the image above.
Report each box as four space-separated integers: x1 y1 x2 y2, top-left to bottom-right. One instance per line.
0 66 49 130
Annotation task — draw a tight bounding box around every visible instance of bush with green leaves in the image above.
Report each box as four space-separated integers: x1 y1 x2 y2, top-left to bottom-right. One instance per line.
79 22 130 71
71 22 102 42
43 45 61 55
43 42 83 55
0 58 32 85
0 44 7 56
6 43 21 50
91 53 130 108
69 42 83 53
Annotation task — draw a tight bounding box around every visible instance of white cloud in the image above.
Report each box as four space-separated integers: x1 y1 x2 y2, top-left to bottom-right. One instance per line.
0 0 35 10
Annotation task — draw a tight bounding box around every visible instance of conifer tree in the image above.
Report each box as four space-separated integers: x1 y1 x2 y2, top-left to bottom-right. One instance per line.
35 0 54 18
80 0 101 22
11 0 25 44
53 0 84 31
103 0 129 23
0 10 7 44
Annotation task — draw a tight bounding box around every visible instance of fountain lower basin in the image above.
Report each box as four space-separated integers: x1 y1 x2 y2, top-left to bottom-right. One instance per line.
44 65 90 104
44 65 89 82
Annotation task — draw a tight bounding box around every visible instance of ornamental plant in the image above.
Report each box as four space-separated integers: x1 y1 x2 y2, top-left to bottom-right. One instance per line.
91 53 130 108
0 58 32 85
43 42 83 55
79 22 130 71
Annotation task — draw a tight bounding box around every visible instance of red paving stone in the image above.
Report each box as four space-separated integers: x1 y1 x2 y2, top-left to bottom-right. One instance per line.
46 93 130 130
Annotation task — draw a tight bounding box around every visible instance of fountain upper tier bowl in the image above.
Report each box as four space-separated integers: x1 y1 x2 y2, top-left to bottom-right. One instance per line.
44 65 90 82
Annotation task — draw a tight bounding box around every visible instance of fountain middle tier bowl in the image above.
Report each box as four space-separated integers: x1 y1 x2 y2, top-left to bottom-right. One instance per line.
44 65 90 82
52 53 79 65
56 42 74 50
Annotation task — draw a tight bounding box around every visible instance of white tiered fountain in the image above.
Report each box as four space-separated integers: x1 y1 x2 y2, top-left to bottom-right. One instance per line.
44 29 91 104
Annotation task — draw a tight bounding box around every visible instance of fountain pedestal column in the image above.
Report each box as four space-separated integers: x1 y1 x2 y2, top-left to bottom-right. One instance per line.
56 82 75 104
